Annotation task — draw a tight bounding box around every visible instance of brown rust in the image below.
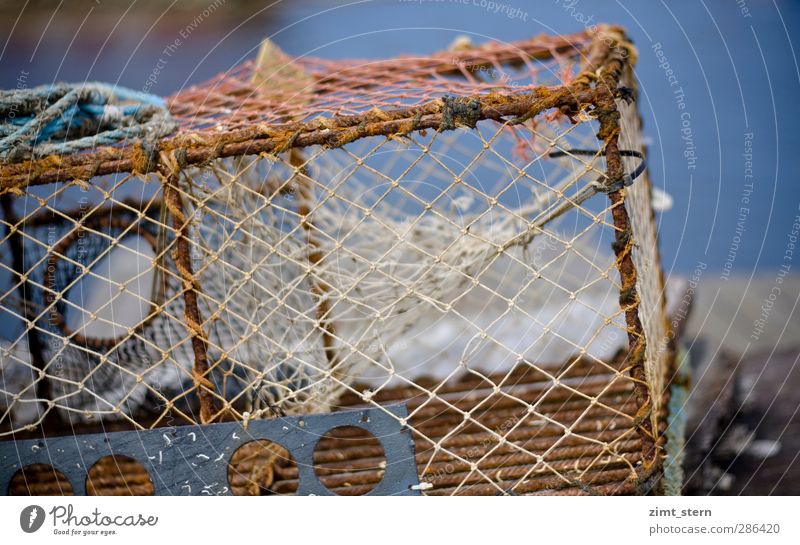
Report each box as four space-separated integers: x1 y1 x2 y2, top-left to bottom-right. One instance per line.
589 29 660 472
0 28 624 192
317 31 593 89
2 27 667 496
86 455 155 496
41 215 161 351
160 157 218 424
9 360 662 496
0 87 601 191
290 148 339 370
339 353 630 405
353 378 634 418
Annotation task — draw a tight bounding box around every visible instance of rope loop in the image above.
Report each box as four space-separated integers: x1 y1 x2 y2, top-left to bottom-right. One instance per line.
0 82 176 162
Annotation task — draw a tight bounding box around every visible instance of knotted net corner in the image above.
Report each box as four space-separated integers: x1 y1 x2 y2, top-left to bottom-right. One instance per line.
0 25 672 495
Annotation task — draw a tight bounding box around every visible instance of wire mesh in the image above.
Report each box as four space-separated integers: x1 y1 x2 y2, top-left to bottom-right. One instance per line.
1 26 671 495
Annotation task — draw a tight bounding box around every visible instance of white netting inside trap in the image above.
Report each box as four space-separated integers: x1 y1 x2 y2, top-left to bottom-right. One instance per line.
175 115 631 417
1 112 631 422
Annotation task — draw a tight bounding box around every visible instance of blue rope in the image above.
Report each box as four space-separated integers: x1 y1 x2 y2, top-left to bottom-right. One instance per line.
663 347 691 495
0 82 176 162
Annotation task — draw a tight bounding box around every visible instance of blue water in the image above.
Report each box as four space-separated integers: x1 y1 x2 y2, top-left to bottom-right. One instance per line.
2 0 799 276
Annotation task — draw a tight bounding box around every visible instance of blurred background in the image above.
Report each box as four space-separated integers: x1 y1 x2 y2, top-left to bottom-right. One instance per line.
1 0 798 494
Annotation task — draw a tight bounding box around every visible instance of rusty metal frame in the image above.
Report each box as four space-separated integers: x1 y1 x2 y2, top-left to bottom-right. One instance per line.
0 25 664 492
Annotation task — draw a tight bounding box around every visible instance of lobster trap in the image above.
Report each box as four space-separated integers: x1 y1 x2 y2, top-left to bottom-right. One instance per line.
0 26 676 495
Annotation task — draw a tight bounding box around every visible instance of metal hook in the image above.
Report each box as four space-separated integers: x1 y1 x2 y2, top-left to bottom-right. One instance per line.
549 148 647 193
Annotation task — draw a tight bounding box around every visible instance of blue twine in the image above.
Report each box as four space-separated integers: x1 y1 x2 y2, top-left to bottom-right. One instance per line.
663 347 691 495
0 82 176 162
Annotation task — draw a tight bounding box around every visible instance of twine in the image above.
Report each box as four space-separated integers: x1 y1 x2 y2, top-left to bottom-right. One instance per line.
0 82 175 162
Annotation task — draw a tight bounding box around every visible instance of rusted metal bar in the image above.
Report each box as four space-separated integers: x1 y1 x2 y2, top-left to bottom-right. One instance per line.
0 87 602 191
347 376 633 414
160 155 218 424
290 149 339 370
588 29 660 474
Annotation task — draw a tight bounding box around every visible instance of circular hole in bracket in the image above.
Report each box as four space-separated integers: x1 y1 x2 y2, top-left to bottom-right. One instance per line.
86 455 154 496
313 426 386 495
9 464 74 496
228 440 297 495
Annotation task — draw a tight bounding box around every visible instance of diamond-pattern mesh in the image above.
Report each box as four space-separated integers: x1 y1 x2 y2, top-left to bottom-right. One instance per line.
1 26 670 495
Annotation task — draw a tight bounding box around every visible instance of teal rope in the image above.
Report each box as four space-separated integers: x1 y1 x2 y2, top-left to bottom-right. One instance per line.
663 347 691 495
0 82 176 162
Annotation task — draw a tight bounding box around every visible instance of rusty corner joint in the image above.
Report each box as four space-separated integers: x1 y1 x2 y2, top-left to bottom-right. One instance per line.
158 150 218 424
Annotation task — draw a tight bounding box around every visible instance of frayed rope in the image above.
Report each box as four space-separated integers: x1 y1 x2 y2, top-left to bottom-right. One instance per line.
0 82 176 162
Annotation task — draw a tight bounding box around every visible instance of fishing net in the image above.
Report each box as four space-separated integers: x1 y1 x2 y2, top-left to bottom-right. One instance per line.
1 26 674 495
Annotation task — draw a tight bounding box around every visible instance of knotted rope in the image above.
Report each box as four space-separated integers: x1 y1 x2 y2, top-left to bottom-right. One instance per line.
0 82 175 162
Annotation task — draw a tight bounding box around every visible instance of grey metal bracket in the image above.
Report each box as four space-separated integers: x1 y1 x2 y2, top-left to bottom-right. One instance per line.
0 404 421 496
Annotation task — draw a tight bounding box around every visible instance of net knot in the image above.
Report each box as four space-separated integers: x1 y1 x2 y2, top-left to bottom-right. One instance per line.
191 367 215 390
440 95 481 130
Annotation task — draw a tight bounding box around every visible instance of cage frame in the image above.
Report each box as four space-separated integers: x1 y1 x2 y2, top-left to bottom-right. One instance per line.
0 25 674 495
